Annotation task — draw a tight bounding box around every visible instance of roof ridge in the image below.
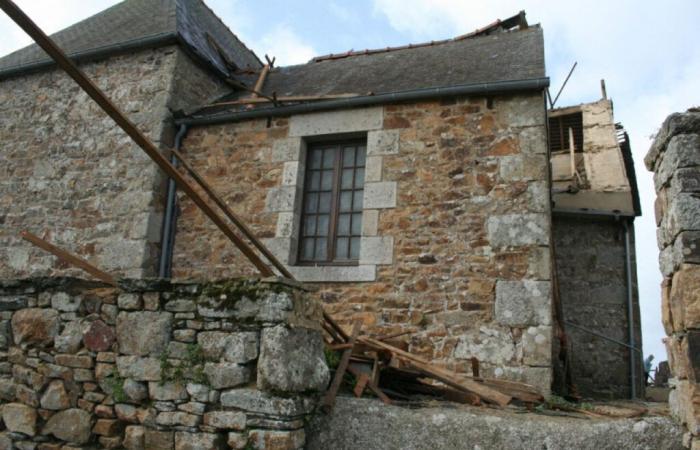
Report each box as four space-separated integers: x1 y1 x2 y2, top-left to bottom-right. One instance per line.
311 11 528 63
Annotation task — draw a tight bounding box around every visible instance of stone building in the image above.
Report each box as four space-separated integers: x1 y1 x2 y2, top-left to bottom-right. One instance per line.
0 0 641 399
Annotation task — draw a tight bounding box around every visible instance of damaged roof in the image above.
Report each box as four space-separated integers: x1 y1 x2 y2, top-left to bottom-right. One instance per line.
0 0 261 79
246 27 545 98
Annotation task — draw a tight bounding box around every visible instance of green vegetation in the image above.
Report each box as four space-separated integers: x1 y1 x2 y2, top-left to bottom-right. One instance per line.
159 343 209 386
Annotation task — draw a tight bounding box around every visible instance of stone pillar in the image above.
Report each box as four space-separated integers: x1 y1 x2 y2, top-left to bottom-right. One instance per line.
645 109 700 447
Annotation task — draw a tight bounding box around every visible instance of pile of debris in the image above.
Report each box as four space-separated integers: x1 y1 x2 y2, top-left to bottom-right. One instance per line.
320 313 544 411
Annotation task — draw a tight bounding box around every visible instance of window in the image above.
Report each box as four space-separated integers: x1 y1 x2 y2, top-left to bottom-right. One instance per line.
299 140 366 264
549 112 583 152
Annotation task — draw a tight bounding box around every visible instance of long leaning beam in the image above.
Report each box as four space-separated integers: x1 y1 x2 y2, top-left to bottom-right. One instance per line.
0 0 277 278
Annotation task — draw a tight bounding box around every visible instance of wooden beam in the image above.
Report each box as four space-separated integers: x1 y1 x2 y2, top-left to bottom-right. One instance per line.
322 321 361 411
0 0 276 278
347 365 391 405
353 372 370 397
250 64 270 98
19 231 117 286
323 312 350 342
171 148 293 279
207 93 360 108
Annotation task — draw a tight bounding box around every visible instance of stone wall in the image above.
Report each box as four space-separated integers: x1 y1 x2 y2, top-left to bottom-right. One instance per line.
172 93 554 392
553 216 643 398
646 110 700 447
0 277 327 449
0 45 227 279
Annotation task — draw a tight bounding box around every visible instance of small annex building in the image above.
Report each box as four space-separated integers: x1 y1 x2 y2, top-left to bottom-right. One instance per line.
0 0 641 399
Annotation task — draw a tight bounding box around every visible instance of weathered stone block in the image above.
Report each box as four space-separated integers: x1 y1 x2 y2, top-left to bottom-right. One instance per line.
258 325 329 393
654 134 700 189
282 161 300 186
40 380 71 410
645 111 700 170
454 326 515 365
676 231 700 265
203 362 251 389
487 214 549 247
271 138 301 162
55 320 86 353
12 308 59 346
227 432 248 449
123 379 148 403
123 426 145 450
164 299 195 312
289 107 382 137
666 193 700 240
92 418 123 437
248 429 305 450
495 280 551 327
499 155 547 182
116 356 161 381
156 411 201 427
671 265 700 330
686 331 700 383
2 403 36 436
363 181 397 209
203 411 246 430
265 186 298 212
149 381 187 401
521 326 552 366
359 236 394 265
0 296 28 311
367 129 399 155
55 354 93 368
186 383 209 403
144 429 174 450
361 209 379 236
220 388 315 416
117 293 142 310
174 431 225 450
42 408 92 444
116 311 172 356
365 156 382 182
83 319 115 352
51 292 81 312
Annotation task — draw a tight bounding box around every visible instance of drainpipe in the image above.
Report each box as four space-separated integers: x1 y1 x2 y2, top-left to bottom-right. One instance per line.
159 124 188 278
623 219 637 399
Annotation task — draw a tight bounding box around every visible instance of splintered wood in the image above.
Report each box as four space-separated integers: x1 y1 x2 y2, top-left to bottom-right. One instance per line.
321 315 544 412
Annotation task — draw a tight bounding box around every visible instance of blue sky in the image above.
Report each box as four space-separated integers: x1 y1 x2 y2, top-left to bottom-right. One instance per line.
3 0 700 367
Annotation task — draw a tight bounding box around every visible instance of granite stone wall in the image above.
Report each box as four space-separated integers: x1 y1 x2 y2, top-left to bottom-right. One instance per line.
646 109 700 447
0 277 327 449
172 93 554 392
0 45 227 280
553 216 642 399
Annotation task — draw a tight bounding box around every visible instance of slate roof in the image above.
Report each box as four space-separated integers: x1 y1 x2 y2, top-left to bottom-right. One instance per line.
0 0 261 79
233 26 544 99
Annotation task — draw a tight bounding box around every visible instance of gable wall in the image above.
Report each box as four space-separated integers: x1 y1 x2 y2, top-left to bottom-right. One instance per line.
0 45 227 279
173 92 555 391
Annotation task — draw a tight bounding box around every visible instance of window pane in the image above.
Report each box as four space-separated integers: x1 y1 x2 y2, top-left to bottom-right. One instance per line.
311 150 323 169
315 238 327 260
317 214 330 235
350 237 361 259
355 168 364 188
351 213 362 235
353 191 363 211
304 193 318 213
321 170 334 190
309 171 320 191
343 147 356 167
337 214 351 236
301 238 315 260
339 191 352 212
341 169 354 189
323 149 335 168
335 237 349 259
319 192 332 213
303 215 316 236
356 146 366 166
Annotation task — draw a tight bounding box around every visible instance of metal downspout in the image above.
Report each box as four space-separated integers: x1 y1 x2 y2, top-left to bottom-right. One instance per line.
159 124 188 278
623 219 636 398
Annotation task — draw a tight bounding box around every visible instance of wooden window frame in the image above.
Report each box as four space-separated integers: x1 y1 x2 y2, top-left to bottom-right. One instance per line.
549 112 583 153
298 139 366 266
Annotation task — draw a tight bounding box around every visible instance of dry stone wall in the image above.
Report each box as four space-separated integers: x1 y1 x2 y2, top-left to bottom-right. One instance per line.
173 93 554 393
646 109 700 447
0 277 327 449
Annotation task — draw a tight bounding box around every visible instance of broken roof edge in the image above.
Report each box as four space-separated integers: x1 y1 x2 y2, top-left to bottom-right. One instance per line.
177 76 550 127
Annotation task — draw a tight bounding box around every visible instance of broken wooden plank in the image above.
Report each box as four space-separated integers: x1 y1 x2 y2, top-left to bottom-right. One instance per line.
347 365 391 405
251 64 270 98
20 231 117 286
353 373 370 398
359 337 512 406
0 0 277 279
323 312 350 342
471 357 480 378
322 321 361 411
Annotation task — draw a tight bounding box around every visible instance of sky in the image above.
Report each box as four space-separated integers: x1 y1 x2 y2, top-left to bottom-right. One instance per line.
2 0 699 367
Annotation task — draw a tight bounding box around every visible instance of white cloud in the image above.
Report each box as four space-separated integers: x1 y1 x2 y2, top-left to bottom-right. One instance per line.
0 0 120 58
249 25 318 66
